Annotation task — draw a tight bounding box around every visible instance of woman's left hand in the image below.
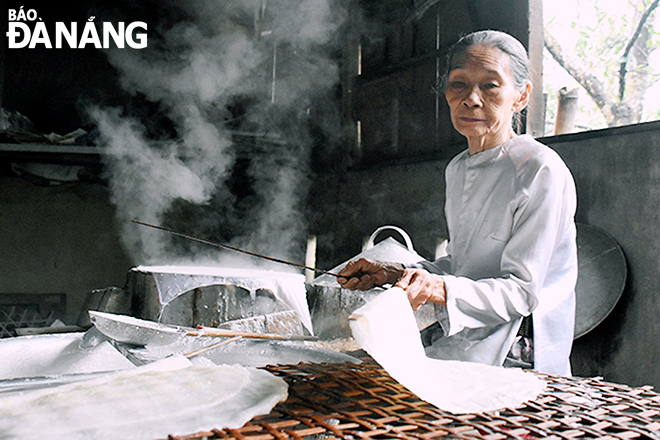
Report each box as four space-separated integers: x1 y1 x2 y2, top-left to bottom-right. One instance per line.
395 269 447 310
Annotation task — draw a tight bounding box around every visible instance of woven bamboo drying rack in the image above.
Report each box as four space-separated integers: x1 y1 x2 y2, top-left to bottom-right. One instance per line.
166 361 660 440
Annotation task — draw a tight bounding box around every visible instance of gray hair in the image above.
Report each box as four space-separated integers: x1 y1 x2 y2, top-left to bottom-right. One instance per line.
443 30 531 92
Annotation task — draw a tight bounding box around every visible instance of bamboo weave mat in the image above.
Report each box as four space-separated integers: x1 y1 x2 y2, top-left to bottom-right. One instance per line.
167 362 660 440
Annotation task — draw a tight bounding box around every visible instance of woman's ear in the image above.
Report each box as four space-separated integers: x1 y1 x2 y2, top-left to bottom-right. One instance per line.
513 81 532 113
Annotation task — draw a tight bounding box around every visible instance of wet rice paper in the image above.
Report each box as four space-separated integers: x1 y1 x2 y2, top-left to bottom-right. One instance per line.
349 287 546 414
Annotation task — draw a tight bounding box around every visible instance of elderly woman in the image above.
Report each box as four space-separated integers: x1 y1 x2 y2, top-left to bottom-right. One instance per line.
338 30 577 377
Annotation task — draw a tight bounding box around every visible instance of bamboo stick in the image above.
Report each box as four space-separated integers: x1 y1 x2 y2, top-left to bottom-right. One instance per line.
184 336 242 358
188 326 317 341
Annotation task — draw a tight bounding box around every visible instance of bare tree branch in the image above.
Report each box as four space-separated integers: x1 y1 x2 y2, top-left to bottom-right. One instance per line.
619 0 660 99
544 28 618 124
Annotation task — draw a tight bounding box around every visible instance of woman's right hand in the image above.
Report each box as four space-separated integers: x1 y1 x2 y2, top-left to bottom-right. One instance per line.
395 269 446 310
337 258 404 290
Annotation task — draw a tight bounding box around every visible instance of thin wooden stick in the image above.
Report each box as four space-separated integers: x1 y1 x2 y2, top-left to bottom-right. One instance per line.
131 220 342 277
184 336 242 358
189 326 318 341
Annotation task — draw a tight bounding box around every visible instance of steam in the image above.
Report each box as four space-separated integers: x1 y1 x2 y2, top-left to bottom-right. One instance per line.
91 0 346 267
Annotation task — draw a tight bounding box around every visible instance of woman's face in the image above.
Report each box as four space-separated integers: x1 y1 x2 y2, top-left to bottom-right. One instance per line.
445 44 530 152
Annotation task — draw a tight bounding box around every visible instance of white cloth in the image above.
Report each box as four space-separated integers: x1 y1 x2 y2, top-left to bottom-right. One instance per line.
349 287 546 414
418 135 577 376
134 266 313 335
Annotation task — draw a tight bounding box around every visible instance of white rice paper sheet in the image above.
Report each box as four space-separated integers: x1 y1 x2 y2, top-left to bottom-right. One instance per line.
0 333 134 380
349 287 546 414
0 355 288 440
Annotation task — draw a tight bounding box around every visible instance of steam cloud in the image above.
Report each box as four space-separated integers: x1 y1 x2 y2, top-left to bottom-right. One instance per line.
91 0 346 268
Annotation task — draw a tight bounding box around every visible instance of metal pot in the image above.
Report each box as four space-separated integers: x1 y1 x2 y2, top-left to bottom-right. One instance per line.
306 226 433 338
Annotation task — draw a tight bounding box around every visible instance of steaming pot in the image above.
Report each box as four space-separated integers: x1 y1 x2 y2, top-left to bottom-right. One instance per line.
306 226 434 338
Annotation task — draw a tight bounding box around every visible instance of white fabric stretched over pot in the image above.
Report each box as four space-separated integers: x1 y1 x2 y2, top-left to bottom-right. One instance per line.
349 287 546 414
134 265 313 334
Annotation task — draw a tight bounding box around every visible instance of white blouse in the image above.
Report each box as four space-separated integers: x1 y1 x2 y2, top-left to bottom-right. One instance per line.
419 134 577 376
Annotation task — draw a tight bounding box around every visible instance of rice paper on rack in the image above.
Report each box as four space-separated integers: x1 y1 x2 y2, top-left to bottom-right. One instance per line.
349 287 546 414
0 355 288 440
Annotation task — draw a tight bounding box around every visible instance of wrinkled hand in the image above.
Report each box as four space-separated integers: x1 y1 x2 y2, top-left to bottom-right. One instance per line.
337 258 404 290
395 269 446 310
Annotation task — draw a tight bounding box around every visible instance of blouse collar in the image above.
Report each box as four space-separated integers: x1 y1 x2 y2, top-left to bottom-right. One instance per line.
465 135 529 165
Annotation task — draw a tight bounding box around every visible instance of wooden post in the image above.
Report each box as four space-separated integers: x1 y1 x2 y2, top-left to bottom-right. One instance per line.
526 0 546 137
555 87 579 135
